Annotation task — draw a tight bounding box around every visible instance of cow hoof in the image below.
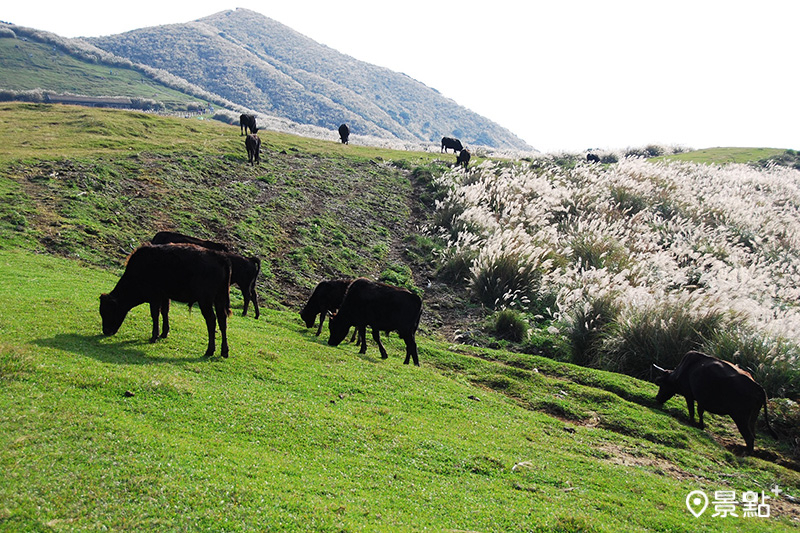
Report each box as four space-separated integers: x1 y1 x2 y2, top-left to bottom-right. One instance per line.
149 337 158 344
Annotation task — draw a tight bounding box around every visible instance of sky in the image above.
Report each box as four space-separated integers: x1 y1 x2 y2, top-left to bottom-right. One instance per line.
4 1 799 153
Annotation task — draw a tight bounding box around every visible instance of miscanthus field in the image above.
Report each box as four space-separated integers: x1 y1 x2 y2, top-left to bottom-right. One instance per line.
432 153 800 398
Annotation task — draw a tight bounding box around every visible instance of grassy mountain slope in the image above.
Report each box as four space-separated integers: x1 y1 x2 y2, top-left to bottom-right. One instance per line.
0 28 218 113
0 104 798 530
87 8 532 151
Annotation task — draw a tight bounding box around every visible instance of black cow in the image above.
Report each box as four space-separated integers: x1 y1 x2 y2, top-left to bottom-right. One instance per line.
653 351 777 453
99 244 232 358
301 279 353 335
151 232 261 318
441 137 463 153
245 133 261 165
456 148 471 169
327 278 423 366
151 231 229 252
338 123 350 144
587 153 600 163
240 114 258 135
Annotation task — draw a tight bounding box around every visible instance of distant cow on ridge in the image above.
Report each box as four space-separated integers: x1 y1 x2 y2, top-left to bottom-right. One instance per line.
456 148 471 170
245 134 261 165
653 351 777 454
99 244 232 358
240 114 258 135
151 232 261 319
441 137 463 153
328 278 423 366
338 124 350 144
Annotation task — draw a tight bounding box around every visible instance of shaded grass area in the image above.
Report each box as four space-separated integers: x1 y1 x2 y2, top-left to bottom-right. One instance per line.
1 249 797 531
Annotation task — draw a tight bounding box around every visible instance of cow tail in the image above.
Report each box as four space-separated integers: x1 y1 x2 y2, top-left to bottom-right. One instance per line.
762 389 778 439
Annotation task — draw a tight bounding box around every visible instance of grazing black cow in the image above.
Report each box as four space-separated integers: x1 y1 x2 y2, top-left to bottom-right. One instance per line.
456 148 471 169
151 231 229 252
587 153 600 163
653 351 777 453
338 123 350 144
240 113 258 135
99 244 232 358
328 278 423 366
441 137 463 153
150 232 261 318
301 279 353 335
245 133 261 165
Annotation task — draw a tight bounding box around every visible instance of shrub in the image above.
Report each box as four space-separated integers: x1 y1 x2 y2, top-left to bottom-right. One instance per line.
491 309 528 343
599 301 729 378
470 249 544 310
565 295 620 368
705 326 800 399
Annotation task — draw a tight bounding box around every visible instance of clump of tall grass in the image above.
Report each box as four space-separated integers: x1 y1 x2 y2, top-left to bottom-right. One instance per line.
704 326 800 399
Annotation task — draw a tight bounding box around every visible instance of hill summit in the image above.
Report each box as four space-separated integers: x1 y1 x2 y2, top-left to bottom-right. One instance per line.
88 8 532 150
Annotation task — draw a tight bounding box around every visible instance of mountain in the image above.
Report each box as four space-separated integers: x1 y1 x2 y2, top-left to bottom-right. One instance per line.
88 8 532 151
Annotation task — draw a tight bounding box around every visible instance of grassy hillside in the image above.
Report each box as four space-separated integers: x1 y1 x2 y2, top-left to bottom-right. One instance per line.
0 34 212 112
0 103 798 530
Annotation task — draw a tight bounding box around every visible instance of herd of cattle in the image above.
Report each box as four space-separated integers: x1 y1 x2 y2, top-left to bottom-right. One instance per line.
99 231 423 365
97 116 779 454
237 114 472 169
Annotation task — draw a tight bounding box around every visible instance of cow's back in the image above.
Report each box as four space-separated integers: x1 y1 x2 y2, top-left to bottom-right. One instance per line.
125 244 230 303
680 352 766 415
341 279 421 332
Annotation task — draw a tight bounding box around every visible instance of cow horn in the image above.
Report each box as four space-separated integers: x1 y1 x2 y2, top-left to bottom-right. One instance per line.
652 364 667 372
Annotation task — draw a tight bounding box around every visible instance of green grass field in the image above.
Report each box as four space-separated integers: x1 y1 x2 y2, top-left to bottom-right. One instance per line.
0 103 797 531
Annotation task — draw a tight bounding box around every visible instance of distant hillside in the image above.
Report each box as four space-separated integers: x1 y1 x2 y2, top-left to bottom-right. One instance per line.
0 22 242 114
88 8 532 151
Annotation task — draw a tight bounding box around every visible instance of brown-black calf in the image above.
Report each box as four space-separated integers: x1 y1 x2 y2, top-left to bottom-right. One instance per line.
99 244 232 358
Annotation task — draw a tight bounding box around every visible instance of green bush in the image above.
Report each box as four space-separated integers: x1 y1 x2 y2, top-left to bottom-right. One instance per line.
599 302 729 378
491 309 528 343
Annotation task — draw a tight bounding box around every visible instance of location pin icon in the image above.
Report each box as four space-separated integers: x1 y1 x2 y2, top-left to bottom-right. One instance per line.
686 490 709 517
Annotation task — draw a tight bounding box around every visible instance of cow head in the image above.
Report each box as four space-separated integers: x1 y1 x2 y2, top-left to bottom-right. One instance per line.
99 293 127 336
652 364 676 404
300 304 316 328
327 312 349 347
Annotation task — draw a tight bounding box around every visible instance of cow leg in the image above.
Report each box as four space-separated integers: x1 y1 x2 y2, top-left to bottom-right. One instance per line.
199 302 217 357
160 298 170 339
697 405 706 430
358 326 368 354
215 297 229 358
250 286 259 319
149 301 161 342
734 415 756 454
685 397 697 426
315 313 325 336
402 334 419 366
373 329 388 359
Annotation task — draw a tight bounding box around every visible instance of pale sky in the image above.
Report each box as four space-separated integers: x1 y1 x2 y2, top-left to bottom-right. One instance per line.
4 1 799 153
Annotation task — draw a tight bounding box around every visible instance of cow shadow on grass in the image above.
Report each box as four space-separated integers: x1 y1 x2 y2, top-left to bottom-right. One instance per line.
33 333 216 365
